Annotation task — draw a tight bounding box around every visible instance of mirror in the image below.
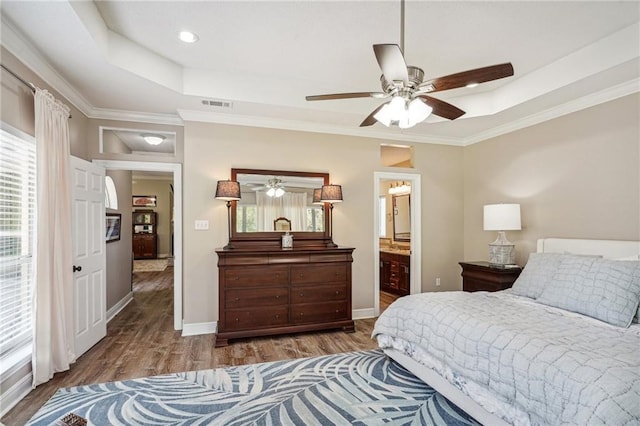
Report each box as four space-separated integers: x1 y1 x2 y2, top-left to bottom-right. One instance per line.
230 168 330 245
100 126 176 157
393 194 410 241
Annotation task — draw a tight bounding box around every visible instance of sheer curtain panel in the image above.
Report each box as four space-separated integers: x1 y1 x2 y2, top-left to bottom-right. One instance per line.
32 88 75 387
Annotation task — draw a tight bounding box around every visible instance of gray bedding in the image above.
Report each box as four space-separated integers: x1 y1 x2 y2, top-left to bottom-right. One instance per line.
372 291 640 425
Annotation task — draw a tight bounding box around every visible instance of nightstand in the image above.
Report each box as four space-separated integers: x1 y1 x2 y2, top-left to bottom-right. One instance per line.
459 261 522 292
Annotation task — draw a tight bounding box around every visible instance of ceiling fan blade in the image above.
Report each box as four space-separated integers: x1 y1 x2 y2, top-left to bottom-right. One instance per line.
359 103 387 127
418 63 514 93
305 92 388 101
373 44 409 85
416 95 465 120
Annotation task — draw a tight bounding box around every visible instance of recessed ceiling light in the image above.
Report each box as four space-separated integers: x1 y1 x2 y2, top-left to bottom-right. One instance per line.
178 31 199 43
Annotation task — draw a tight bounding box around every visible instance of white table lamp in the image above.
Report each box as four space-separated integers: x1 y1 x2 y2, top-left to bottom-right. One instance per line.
484 204 521 265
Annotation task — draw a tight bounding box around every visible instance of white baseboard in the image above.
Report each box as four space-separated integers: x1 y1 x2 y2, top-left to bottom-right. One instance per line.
352 308 376 320
107 292 133 323
181 321 217 336
0 372 32 418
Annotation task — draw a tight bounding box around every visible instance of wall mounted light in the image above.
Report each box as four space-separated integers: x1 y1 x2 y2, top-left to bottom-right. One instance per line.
320 184 343 248
215 180 241 250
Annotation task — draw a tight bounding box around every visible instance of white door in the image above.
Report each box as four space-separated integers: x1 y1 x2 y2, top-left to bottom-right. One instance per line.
70 156 106 357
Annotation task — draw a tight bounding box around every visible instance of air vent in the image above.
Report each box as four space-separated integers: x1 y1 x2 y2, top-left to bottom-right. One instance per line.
201 99 233 109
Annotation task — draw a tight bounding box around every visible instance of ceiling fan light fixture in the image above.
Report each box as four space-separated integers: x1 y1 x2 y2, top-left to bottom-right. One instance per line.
407 98 433 126
142 134 165 145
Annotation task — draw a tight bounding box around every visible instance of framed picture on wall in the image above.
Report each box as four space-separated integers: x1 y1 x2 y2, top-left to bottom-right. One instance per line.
132 195 157 207
106 213 122 243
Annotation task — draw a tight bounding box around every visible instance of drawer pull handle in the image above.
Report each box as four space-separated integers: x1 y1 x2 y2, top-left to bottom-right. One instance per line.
300 312 304 317
335 290 340 295
234 297 239 301
235 318 239 322
233 276 239 280
275 295 280 299
275 314 280 319
299 273 304 278
335 271 339 276
335 309 339 313
299 293 304 297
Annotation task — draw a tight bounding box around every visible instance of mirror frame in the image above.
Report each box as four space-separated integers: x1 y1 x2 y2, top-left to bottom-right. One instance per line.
392 193 411 242
230 168 331 248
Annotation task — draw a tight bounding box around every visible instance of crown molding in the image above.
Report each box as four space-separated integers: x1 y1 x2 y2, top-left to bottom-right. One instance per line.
89 107 183 126
462 77 640 146
177 109 465 146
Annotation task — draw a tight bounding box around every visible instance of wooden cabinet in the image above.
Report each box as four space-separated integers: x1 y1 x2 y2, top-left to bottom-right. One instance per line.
380 251 410 296
459 261 522 292
216 247 355 347
132 211 157 259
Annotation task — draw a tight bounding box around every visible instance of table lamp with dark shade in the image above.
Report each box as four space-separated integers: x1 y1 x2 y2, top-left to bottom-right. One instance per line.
320 184 343 248
215 180 241 250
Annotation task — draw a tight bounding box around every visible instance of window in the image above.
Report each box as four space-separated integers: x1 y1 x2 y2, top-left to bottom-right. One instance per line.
236 205 257 232
379 195 386 237
0 125 36 361
305 206 324 232
104 176 118 210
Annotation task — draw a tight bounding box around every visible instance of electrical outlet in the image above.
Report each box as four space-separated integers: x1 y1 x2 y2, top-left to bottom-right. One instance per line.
194 220 209 230
435 278 441 287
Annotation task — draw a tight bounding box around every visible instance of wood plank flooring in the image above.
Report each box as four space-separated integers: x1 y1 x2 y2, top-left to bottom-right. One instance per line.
2 268 378 425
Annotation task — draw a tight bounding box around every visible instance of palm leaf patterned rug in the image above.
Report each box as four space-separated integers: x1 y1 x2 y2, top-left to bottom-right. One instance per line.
28 349 478 425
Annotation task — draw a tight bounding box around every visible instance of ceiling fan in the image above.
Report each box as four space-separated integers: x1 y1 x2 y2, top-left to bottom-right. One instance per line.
305 2 514 129
248 177 286 197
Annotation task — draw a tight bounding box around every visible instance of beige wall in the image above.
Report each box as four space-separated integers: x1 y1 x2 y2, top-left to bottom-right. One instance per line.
132 178 173 257
1 47 89 159
106 170 133 310
464 93 640 266
182 122 465 324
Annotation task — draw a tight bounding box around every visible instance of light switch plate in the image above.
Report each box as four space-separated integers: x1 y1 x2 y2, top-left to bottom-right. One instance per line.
195 220 209 230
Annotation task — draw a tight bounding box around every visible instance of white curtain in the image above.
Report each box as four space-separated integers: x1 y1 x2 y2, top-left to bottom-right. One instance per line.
256 192 307 231
282 193 307 231
32 88 75 387
256 192 280 231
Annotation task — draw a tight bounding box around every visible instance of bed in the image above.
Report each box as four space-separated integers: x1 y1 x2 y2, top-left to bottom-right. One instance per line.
373 238 640 425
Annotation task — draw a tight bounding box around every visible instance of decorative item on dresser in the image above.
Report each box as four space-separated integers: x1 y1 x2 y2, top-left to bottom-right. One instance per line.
216 246 355 347
380 250 410 296
459 261 522 292
132 210 157 259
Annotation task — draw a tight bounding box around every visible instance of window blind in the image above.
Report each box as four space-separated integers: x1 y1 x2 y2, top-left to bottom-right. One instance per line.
0 126 36 358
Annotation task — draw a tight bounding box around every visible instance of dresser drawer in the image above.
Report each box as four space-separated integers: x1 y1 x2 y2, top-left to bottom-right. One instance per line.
291 285 347 304
224 266 289 287
225 287 288 308
223 306 289 331
290 264 347 285
291 301 348 324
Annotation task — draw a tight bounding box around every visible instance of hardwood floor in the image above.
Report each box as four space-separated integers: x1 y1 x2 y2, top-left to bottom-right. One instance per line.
380 290 399 314
2 267 378 425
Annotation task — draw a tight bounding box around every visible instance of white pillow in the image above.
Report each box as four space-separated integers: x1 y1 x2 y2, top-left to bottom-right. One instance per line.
537 257 640 327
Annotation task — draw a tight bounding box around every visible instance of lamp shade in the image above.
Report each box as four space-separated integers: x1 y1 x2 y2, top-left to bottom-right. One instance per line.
483 204 521 231
215 180 241 201
320 184 343 203
312 188 323 204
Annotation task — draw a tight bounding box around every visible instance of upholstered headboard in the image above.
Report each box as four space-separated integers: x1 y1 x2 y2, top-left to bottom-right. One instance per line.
537 238 640 259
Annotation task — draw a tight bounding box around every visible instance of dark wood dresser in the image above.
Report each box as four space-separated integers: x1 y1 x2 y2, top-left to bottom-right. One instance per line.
215 247 355 347
459 261 522 292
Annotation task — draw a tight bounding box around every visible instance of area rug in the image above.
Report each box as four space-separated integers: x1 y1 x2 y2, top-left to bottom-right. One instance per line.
27 349 478 425
132 259 168 272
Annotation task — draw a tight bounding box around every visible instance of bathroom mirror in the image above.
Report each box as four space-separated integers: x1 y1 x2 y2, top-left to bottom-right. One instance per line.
100 126 176 156
230 168 330 246
393 194 410 242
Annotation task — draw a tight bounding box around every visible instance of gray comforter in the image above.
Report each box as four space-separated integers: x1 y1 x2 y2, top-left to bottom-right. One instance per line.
372 291 640 425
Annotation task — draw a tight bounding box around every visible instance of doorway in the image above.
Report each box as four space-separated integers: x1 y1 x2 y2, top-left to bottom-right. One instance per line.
94 160 183 331
373 172 421 317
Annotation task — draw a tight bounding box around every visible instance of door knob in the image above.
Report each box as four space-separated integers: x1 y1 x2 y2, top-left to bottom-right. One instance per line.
73 265 82 272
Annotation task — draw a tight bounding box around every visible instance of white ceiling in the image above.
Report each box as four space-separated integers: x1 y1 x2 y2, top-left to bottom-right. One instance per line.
1 1 638 145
